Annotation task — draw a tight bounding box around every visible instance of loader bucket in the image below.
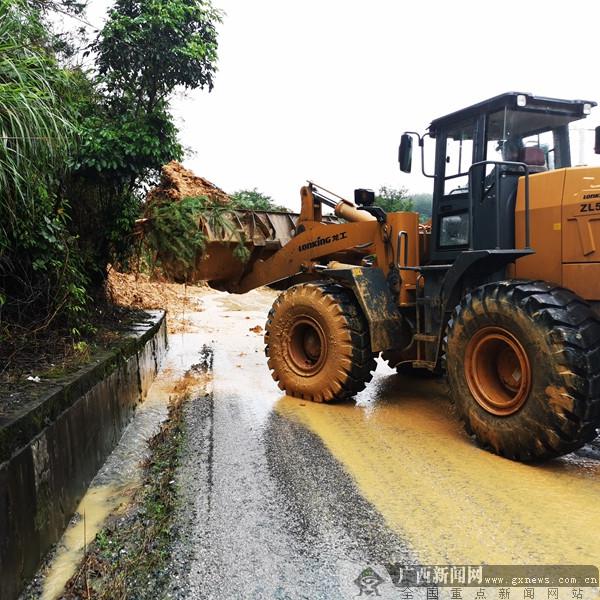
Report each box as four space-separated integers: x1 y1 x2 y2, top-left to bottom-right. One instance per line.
157 209 299 290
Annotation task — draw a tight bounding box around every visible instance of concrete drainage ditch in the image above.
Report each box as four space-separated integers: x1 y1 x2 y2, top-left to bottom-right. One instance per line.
0 311 167 600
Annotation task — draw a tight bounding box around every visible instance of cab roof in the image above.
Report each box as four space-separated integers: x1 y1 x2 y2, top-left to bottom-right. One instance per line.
428 92 596 136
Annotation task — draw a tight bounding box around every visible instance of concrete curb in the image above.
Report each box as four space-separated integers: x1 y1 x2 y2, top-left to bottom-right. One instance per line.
0 311 167 600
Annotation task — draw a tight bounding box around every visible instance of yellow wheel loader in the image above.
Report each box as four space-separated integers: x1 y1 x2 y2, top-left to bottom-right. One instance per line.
174 92 600 461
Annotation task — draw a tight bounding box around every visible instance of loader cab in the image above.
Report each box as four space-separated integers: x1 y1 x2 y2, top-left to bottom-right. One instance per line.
402 92 596 263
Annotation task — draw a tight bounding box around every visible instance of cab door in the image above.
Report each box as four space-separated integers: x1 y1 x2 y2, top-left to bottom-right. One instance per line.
430 117 481 262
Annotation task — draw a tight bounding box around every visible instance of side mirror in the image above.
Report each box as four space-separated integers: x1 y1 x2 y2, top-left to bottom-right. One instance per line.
595 126 600 154
399 133 413 173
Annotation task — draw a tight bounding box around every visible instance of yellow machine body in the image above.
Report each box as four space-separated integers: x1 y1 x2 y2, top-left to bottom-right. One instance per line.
514 166 600 301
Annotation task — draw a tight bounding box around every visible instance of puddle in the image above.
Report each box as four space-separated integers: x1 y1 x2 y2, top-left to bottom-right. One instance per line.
216 287 278 312
39 482 133 600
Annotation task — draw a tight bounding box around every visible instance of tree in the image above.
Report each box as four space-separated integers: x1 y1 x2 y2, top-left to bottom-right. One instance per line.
94 0 220 115
373 186 432 223
411 193 433 221
0 0 87 329
68 0 222 279
1 0 223 338
374 186 414 212
230 188 289 212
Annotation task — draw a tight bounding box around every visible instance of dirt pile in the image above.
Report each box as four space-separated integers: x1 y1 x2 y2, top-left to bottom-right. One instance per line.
107 269 204 334
146 160 230 206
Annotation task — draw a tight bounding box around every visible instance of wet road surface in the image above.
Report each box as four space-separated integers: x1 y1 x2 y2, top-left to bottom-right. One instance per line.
166 288 600 599
28 327 208 599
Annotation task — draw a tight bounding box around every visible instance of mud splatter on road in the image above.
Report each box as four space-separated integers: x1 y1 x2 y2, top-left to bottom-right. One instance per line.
167 289 413 599
167 288 600 597
27 286 600 599
277 378 600 564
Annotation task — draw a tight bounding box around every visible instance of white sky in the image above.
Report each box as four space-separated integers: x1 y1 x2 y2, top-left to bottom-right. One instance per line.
88 0 600 210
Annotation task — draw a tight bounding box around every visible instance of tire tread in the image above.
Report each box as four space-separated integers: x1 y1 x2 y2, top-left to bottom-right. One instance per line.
446 280 600 461
264 282 376 402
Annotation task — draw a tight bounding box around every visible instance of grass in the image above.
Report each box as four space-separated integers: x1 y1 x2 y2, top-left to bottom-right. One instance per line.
0 303 146 383
38 342 93 379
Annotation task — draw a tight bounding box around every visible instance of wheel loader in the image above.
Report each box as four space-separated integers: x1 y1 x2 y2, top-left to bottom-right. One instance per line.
178 92 600 461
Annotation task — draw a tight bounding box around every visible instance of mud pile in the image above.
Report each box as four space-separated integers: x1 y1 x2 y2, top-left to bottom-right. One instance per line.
107 269 204 334
146 161 230 206
139 161 295 290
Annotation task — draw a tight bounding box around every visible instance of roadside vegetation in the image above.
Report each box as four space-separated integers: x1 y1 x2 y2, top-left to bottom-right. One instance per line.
374 186 432 222
62 386 190 599
230 188 290 212
0 0 221 374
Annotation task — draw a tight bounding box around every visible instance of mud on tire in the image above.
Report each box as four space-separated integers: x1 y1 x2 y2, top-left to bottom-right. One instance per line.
264 282 377 402
445 280 600 461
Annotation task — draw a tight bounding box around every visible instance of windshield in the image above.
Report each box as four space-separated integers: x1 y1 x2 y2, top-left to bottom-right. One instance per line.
438 104 598 197
485 107 587 171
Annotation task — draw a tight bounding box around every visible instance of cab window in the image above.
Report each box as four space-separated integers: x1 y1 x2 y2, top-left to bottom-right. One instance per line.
485 107 573 171
443 119 475 195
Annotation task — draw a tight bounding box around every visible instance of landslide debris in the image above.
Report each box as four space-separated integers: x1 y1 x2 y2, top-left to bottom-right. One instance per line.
145 160 231 210
107 269 204 334
138 161 252 285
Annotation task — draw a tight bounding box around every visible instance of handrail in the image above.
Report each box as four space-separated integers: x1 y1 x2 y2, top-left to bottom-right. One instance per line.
468 160 531 250
396 230 409 268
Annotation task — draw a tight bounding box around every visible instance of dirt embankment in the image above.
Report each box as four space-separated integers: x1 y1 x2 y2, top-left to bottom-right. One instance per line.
110 162 233 332
107 270 205 334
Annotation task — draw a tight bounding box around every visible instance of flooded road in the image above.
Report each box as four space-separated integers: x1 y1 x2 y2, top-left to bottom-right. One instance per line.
167 288 600 598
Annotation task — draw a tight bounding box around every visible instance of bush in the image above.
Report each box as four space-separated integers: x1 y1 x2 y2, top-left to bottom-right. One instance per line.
0 0 222 352
0 1 89 335
231 188 289 212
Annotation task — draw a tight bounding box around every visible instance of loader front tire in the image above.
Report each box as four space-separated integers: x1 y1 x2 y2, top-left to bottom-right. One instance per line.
265 282 376 402
446 281 600 461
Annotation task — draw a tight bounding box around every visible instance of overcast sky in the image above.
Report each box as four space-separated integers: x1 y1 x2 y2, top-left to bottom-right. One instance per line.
89 0 600 209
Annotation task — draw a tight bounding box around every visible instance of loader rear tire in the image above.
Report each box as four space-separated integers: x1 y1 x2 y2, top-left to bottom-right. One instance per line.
446 281 600 461
264 282 377 402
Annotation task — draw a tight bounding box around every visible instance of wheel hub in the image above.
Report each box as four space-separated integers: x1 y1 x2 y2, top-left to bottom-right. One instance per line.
287 317 327 375
464 326 531 416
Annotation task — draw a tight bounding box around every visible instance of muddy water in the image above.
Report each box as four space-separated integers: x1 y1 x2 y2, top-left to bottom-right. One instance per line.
190 287 600 568
167 287 413 599
34 321 212 600
169 288 600 599
276 370 600 564
38 483 131 600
